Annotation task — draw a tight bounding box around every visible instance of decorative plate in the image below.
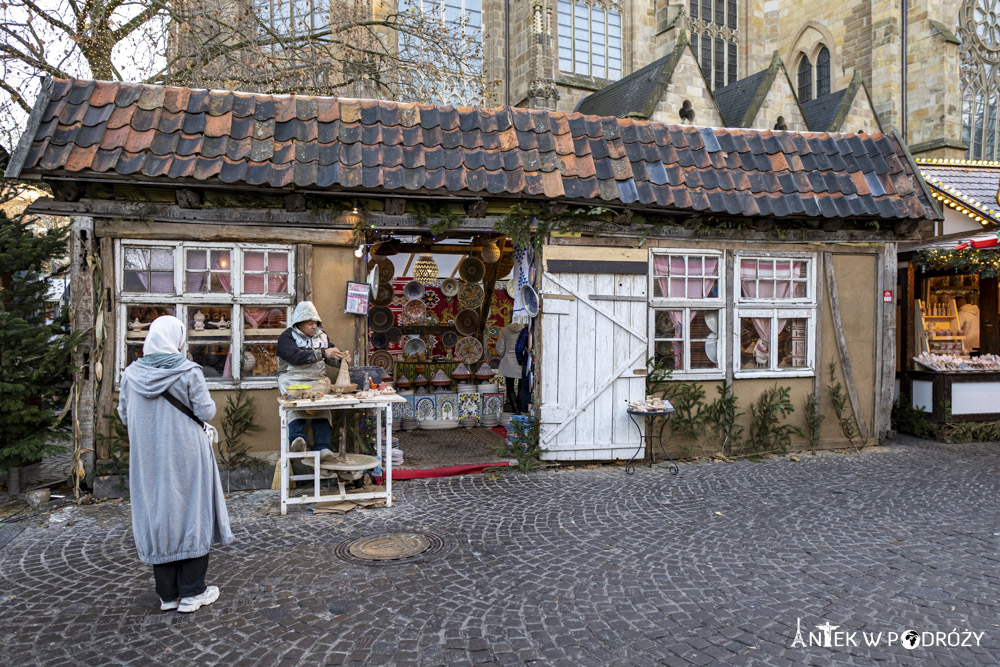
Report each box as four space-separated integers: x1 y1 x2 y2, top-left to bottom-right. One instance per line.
370 331 388 350
455 308 480 335
458 282 485 310
368 257 394 282
403 280 425 300
372 283 394 306
387 327 403 344
440 278 459 298
369 350 394 373
505 276 515 295
458 257 485 283
367 264 379 296
521 283 539 318
455 336 484 364
442 330 459 348
368 306 394 332
404 337 427 357
403 299 426 321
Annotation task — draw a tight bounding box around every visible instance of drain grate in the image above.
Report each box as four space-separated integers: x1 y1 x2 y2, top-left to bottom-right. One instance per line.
334 532 444 566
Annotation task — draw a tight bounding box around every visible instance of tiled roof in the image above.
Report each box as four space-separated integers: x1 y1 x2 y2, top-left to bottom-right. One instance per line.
917 158 1000 226
713 70 770 127
575 53 674 118
800 89 848 133
5 78 940 221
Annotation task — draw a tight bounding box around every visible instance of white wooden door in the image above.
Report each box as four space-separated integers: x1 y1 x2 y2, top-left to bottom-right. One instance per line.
538 271 647 460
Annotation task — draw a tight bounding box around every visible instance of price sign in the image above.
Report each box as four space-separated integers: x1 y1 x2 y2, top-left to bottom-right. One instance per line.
883 290 893 303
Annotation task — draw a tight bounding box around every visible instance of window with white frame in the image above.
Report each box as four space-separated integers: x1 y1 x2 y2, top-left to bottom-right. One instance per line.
253 0 331 39
117 241 295 387
648 250 817 378
735 254 815 376
649 252 724 376
557 0 623 80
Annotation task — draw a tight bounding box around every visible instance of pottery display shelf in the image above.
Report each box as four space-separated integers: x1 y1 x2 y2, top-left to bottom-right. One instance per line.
277 393 407 515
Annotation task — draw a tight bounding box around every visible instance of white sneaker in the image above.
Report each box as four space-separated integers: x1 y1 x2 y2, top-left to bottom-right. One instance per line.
177 585 220 613
160 598 179 611
290 437 306 452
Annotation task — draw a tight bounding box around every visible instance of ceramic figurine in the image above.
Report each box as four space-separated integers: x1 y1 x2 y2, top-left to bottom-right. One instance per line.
193 310 206 331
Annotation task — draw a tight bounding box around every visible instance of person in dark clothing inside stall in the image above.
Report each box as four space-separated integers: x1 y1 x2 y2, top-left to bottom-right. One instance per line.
276 301 349 460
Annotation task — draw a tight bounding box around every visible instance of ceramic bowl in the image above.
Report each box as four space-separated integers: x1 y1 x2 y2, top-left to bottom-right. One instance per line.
387 327 403 344
372 283 394 306
368 257 394 282
403 299 426 321
442 330 459 348
369 306 394 332
459 257 485 283
455 309 480 335
521 283 539 318
403 280 425 300
441 278 459 297
370 331 388 350
404 337 427 357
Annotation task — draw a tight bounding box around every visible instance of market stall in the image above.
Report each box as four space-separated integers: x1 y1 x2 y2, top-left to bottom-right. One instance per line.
898 234 1000 421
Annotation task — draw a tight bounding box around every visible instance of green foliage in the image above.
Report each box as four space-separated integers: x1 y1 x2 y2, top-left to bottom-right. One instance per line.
407 202 464 237
702 384 744 455
914 245 1000 278
827 363 861 448
0 202 81 471
890 396 935 439
493 202 614 251
743 385 801 456
95 408 130 477
218 388 262 470
495 417 547 472
661 381 707 442
804 394 825 449
935 420 1000 443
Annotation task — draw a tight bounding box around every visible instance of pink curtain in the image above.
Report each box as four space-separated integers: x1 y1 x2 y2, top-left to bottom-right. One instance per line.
740 260 792 365
653 256 718 368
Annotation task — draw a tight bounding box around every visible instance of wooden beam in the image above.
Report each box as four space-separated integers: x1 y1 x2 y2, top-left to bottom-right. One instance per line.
476 240 503 341
877 243 898 442
93 220 353 245
823 252 870 442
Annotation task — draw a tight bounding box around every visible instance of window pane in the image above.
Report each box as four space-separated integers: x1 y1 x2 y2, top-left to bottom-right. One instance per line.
187 305 233 378
654 309 680 339
243 343 280 377
714 36 725 89
727 0 737 28
150 249 173 270
150 272 174 293
714 0 723 26
728 39 738 85
690 0 698 19
125 247 148 270
653 310 683 371
778 319 809 368
186 249 207 270
740 316 770 369
689 310 720 369
125 305 176 353
798 56 812 102
816 46 831 96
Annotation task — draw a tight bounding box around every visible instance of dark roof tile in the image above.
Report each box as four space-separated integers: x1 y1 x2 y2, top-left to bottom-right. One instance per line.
16 78 939 222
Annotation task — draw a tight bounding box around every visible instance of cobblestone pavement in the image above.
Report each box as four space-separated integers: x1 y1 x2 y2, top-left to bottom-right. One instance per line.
2 437 1000 666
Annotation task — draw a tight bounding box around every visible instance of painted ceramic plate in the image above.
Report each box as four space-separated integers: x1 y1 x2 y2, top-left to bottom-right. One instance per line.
440 278 459 297
387 326 403 344
372 283 394 306
369 350 394 373
403 337 426 357
459 257 485 283
455 336 484 364
403 280 425 300
370 331 388 350
458 282 485 310
455 308 480 335
367 264 379 296
521 283 539 317
368 306 394 332
442 330 459 348
403 299 426 320
368 257 394 283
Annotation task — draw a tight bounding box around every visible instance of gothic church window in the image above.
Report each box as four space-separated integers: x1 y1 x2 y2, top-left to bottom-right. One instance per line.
253 0 330 39
557 1 623 80
797 55 812 102
958 0 1000 159
689 0 738 89
816 47 831 96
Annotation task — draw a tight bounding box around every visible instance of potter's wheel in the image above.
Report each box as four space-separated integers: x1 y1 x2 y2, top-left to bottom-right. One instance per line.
302 453 381 481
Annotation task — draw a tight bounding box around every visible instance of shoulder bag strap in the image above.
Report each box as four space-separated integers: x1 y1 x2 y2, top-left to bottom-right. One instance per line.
161 391 206 429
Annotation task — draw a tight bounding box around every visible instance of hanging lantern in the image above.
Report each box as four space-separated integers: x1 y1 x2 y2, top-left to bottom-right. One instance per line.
481 240 501 264
340 202 364 228
372 239 399 256
413 254 439 284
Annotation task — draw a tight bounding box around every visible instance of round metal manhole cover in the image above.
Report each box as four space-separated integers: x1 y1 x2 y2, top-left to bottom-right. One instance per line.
335 532 444 566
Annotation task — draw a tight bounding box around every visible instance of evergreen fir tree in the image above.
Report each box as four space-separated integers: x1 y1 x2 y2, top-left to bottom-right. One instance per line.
0 188 80 472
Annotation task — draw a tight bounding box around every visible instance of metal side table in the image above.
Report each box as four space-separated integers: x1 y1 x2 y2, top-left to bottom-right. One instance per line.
625 407 679 475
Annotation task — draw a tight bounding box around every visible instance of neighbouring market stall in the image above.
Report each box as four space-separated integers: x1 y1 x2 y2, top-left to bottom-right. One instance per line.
5 78 939 480
897 234 1000 421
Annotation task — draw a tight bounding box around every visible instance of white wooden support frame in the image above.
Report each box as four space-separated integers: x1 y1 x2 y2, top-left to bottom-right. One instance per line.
278 394 406 515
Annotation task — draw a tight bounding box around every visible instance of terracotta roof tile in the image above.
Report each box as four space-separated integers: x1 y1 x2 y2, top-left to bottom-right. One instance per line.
13 78 940 221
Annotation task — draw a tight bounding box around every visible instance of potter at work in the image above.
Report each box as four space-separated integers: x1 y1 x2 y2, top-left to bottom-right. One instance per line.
276 301 349 459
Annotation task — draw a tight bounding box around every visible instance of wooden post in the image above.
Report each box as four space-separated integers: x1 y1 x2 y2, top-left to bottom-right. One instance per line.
476 239 504 341
877 243 897 442
980 276 998 355
354 246 365 365
723 252 735 455
95 238 116 460
812 252 824 405
69 216 97 485
823 252 870 442
904 262 916 368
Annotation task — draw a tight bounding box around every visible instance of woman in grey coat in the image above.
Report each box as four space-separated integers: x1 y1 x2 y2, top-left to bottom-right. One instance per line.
118 315 233 613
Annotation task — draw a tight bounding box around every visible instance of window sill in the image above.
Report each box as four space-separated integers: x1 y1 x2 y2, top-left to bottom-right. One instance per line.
734 369 815 379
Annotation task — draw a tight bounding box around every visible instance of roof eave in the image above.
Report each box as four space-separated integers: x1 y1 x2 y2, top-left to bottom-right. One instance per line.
4 76 54 180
